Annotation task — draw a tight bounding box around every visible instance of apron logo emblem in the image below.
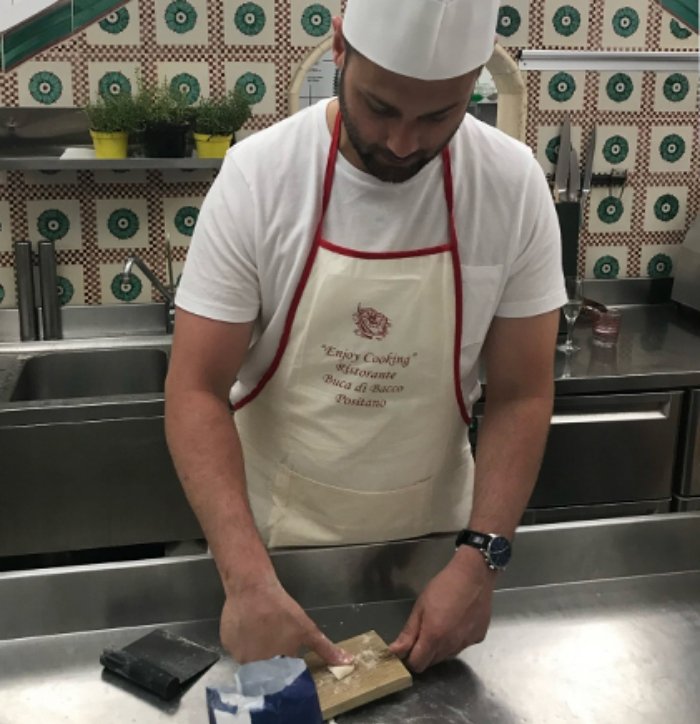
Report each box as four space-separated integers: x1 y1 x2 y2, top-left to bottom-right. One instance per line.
353 303 391 340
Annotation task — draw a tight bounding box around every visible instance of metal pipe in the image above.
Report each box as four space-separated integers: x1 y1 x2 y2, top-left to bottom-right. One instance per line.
13 240 38 341
37 240 62 340
518 49 699 72
122 257 175 305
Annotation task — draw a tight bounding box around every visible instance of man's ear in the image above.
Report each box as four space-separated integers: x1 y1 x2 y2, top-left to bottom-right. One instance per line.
332 17 346 68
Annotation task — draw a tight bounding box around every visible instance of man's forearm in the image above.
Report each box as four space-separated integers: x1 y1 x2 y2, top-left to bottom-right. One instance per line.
165 390 274 594
468 391 554 539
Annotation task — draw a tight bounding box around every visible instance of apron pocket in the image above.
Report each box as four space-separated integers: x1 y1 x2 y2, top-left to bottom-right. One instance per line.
268 464 434 548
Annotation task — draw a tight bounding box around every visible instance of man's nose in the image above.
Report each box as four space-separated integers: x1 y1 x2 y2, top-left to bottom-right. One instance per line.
385 121 420 159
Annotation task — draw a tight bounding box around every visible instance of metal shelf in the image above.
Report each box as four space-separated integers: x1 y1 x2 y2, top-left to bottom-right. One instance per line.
518 50 699 72
0 156 223 171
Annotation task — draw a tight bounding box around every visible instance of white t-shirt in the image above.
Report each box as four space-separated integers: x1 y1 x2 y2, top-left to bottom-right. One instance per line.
176 99 567 406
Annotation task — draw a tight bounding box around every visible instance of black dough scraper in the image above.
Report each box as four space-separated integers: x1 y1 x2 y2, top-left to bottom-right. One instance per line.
100 628 220 700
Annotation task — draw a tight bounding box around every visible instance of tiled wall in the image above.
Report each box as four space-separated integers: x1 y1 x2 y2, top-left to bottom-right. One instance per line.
0 0 697 307
513 1 699 281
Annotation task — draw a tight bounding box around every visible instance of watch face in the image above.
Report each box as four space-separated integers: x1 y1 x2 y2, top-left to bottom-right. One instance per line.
487 536 512 569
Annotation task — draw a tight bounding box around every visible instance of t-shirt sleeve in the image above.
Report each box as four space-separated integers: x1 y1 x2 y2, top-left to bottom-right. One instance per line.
175 154 260 323
495 158 568 318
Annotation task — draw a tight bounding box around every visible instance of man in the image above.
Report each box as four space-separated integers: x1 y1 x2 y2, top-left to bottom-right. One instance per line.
165 0 566 673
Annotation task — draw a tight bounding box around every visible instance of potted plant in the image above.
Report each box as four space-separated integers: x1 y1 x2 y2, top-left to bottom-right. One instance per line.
136 79 191 158
191 89 252 159
84 93 141 159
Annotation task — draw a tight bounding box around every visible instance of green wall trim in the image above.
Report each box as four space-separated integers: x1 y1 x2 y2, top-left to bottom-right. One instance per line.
1 0 127 72
3 5 72 71
658 0 699 33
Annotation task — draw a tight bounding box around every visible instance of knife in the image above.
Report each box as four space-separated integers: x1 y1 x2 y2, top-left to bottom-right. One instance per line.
568 146 580 202
580 125 596 224
554 114 571 203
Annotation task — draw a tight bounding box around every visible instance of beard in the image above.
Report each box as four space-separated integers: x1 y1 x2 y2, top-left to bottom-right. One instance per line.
338 72 460 184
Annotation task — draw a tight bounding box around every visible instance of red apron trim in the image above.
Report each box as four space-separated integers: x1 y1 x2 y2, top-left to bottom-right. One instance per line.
320 110 342 214
442 145 470 424
319 238 451 259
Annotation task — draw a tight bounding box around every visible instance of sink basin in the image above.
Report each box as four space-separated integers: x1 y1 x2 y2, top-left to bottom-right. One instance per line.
10 349 168 401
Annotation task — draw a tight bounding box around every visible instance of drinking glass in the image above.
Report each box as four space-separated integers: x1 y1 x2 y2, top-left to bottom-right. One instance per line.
592 308 622 347
557 276 583 354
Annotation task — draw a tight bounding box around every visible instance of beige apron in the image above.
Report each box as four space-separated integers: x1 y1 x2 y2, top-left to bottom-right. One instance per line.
234 111 474 547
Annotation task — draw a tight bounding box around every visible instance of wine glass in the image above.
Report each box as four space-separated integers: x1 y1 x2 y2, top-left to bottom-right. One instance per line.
557 276 583 354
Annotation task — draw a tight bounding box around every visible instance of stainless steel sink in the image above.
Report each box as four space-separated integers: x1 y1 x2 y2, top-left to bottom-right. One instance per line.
10 348 168 401
0 327 200 561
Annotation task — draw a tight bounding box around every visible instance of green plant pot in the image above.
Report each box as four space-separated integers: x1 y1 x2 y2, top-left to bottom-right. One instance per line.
143 123 190 158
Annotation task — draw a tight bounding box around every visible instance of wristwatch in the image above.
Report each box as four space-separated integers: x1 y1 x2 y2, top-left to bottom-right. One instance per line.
455 529 512 571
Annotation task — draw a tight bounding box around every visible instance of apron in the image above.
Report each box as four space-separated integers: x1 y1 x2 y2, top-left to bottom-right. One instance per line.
234 110 474 547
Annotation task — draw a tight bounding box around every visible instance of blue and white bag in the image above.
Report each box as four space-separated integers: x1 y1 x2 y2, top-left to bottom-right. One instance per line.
206 657 323 724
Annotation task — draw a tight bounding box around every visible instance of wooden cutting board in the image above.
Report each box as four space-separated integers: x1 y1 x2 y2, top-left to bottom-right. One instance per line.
304 630 412 720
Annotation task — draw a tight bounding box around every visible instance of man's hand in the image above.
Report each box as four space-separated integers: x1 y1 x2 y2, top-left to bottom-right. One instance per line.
389 546 495 672
220 576 355 666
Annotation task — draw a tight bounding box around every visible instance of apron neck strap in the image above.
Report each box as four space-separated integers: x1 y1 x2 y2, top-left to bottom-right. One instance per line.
320 109 343 215
321 106 458 250
440 146 459 250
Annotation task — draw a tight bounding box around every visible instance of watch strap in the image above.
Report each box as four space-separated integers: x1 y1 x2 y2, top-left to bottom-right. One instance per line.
455 529 492 551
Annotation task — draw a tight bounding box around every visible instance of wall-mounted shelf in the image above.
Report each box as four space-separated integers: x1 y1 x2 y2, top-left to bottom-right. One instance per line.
0 156 223 171
518 50 699 72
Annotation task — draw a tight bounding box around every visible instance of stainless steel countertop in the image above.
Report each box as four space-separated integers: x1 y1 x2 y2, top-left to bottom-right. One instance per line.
553 304 700 394
2 514 699 723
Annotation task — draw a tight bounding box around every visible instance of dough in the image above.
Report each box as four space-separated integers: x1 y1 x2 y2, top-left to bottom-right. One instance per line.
328 664 356 681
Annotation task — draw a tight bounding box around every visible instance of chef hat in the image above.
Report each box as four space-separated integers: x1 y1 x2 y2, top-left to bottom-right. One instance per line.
343 0 501 80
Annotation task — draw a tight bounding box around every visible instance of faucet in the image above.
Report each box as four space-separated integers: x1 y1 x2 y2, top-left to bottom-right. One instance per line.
122 240 176 333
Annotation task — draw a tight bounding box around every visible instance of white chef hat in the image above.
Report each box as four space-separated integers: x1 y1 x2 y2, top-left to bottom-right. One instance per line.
343 0 501 80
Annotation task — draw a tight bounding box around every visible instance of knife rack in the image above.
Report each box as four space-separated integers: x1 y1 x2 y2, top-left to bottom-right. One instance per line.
547 169 628 192
555 201 580 278
555 201 581 336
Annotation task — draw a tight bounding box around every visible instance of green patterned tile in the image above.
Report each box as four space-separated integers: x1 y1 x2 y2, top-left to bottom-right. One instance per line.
56 265 86 305
596 126 638 170
601 0 648 49
643 187 688 233
653 71 698 112
289 0 340 47
641 246 677 280
495 1 530 47
3 5 72 71
539 70 586 111
85 3 139 46
73 0 128 30
17 62 73 106
585 246 629 280
155 0 209 46
224 0 276 46
598 71 643 112
542 0 590 48
588 187 633 234
26 199 83 249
